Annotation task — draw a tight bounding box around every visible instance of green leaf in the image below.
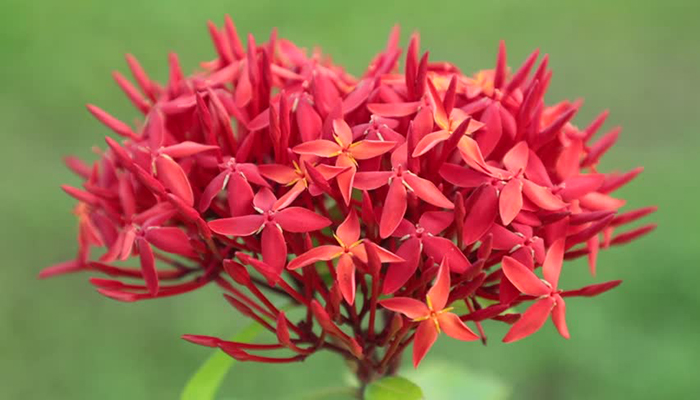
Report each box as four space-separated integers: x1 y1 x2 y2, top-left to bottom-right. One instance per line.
364 376 424 400
180 322 264 400
405 361 511 400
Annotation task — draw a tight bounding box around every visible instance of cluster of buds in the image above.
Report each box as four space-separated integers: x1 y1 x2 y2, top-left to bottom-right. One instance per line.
44 16 655 377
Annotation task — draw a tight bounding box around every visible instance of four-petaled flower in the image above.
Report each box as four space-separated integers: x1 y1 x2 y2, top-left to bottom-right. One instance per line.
501 239 570 343
353 143 454 238
380 261 480 367
287 210 403 303
208 188 331 277
292 118 396 204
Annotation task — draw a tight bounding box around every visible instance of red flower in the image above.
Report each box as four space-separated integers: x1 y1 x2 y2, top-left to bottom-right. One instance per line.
380 261 480 367
44 17 656 382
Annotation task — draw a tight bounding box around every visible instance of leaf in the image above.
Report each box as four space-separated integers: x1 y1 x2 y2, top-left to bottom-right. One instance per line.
405 361 511 400
364 376 424 400
180 322 264 400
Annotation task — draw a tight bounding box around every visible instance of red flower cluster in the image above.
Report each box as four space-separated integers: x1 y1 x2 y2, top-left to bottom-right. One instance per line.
44 17 656 375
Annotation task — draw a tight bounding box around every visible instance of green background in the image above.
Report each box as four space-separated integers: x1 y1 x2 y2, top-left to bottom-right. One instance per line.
1 0 698 398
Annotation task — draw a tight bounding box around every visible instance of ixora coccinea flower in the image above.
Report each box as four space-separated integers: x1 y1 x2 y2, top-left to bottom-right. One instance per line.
44 15 656 388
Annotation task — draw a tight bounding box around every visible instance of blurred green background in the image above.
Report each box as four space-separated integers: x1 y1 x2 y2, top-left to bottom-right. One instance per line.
1 0 698 398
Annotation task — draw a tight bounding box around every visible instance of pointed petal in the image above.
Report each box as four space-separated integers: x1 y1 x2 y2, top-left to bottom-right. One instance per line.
296 99 323 142
551 294 570 339
208 215 265 236
136 237 158 295
503 297 555 343
559 174 605 201
257 164 297 184
228 174 255 216
332 119 353 147
337 253 356 304
427 261 451 310
499 179 523 225
423 236 471 273
199 171 228 212
337 209 361 245
457 136 490 174
542 239 565 289
403 173 454 209
253 187 277 211
353 171 392 190
145 227 196 257
412 130 450 157
262 224 287 273
419 211 453 235
438 312 479 341
462 185 499 245
522 179 566 210
383 237 421 294
155 155 194 206
367 102 421 117
503 141 529 173
439 163 489 188
379 179 408 238
413 320 439 368
379 297 429 319
287 245 342 270
273 180 306 210
335 156 356 205
275 207 331 232
350 140 396 160
501 256 550 297
292 140 341 157
161 141 219 158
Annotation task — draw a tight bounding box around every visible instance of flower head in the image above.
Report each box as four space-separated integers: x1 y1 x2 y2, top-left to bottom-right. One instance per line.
45 18 655 377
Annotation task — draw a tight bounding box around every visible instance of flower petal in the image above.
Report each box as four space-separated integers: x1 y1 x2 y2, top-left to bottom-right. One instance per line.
262 224 287 274
503 141 529 173
337 209 361 245
367 102 421 117
438 312 479 341
136 237 158 295
254 187 277 212
350 140 396 160
412 130 450 157
503 297 555 343
296 99 323 142
257 164 296 184
418 211 453 235
422 236 471 273
427 260 451 310
499 179 523 225
462 185 499 246
161 141 219 158
155 155 194 206
292 140 341 157
287 245 342 270
383 237 421 294
542 238 565 289
413 320 438 368
208 215 265 236
335 155 357 205
379 297 429 319
522 179 566 210
337 253 356 304
403 173 454 209
199 171 228 212
145 227 196 258
228 174 255 216
551 294 570 339
332 119 353 147
501 256 550 297
457 136 490 174
439 163 489 188
379 179 408 238
275 207 331 232
353 171 392 190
